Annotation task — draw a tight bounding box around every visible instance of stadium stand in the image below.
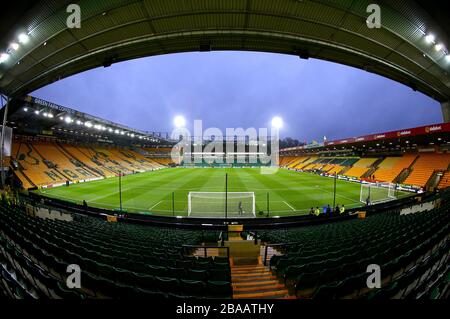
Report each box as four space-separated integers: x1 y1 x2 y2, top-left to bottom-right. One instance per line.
261 191 449 299
344 158 378 178
143 148 175 166
372 154 418 183
286 157 309 169
279 156 298 167
403 153 450 188
294 157 318 170
438 172 450 189
61 145 114 178
0 202 232 299
10 139 167 189
12 142 67 188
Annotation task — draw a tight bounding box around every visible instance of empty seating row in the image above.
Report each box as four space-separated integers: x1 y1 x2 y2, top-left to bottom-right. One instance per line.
404 153 450 187
0 203 232 299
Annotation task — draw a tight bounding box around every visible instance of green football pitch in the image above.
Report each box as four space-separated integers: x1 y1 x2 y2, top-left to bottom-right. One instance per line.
35 167 410 217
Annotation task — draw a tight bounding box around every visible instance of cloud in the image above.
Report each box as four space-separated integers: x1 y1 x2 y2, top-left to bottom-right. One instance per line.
32 51 441 142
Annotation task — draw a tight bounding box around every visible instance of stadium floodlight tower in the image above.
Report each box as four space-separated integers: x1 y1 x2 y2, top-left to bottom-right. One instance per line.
174 115 186 128
173 115 186 165
271 116 283 129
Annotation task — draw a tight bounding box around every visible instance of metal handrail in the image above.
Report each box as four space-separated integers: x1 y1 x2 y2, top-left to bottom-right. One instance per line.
263 241 303 266
182 244 230 259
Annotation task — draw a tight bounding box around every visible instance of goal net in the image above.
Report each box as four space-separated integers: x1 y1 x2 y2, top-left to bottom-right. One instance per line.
360 182 396 205
188 192 256 218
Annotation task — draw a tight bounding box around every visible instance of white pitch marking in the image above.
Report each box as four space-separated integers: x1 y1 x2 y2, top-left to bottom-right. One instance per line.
149 200 163 210
283 201 295 211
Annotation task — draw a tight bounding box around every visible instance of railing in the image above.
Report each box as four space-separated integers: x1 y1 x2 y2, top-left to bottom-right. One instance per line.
182 245 230 259
262 242 302 267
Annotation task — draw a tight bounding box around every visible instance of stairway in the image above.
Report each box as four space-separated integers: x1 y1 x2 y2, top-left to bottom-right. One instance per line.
231 264 292 299
231 246 293 299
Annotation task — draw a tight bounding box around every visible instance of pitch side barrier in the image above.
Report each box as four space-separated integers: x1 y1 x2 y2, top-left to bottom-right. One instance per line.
26 190 427 230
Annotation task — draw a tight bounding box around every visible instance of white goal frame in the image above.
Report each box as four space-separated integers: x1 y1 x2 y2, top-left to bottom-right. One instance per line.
188 192 256 218
359 182 396 205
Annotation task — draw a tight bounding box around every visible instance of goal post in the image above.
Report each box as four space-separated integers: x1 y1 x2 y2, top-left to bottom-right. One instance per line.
360 182 396 205
188 192 255 218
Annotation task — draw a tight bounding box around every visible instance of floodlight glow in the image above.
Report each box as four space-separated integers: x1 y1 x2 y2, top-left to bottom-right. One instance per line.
425 34 435 43
85 122 93 128
18 33 29 44
23 107 28 112
65 116 72 123
43 112 48 117
446 54 450 62
108 128 113 132
10 43 19 51
130 134 135 138
0 53 9 63
271 116 283 129
174 115 186 128
435 43 443 51
34 110 40 115
114 129 120 134
48 113 54 118
76 120 82 125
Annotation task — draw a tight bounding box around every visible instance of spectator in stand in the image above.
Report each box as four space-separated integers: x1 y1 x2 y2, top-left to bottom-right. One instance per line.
326 204 331 216
334 205 340 216
314 207 321 216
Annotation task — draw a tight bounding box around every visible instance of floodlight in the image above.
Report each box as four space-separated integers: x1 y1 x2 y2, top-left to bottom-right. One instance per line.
271 116 283 129
18 33 29 44
446 54 450 62
0 53 9 63
435 43 443 51
10 43 19 51
23 107 28 112
425 34 435 44
174 115 186 128
65 116 72 123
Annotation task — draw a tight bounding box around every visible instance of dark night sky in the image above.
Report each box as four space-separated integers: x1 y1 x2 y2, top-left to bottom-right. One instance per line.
32 51 442 142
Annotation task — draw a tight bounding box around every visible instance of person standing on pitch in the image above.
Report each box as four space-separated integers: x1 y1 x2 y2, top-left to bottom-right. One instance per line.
238 201 243 216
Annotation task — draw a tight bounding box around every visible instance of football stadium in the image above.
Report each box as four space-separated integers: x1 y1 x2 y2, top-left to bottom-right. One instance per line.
0 0 449 308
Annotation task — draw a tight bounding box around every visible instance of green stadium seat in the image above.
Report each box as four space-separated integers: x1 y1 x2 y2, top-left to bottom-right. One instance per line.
208 269 231 282
206 281 232 298
147 265 167 277
179 279 206 297
312 281 342 299
155 276 179 293
188 269 208 281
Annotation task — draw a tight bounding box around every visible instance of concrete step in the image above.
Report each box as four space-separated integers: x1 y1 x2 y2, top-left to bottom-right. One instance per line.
233 284 286 292
232 280 280 287
233 289 290 299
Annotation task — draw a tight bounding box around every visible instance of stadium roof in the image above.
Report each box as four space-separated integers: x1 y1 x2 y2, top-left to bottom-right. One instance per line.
281 122 450 154
3 95 174 146
0 0 449 108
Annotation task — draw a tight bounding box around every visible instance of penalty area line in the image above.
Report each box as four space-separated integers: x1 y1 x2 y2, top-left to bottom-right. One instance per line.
283 201 296 211
149 200 163 210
